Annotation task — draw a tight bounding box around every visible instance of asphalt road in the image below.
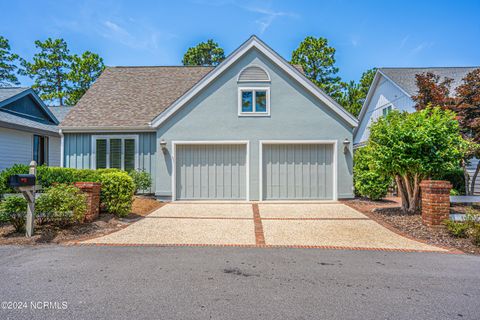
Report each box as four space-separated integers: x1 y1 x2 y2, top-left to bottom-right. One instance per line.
0 246 479 320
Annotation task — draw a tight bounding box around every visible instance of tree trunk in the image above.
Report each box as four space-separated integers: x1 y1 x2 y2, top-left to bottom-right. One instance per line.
396 174 421 213
395 175 408 212
471 161 480 195
461 159 471 196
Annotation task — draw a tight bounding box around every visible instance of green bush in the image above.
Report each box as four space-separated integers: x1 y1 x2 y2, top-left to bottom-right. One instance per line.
99 172 135 217
0 196 27 232
434 167 465 195
469 224 480 246
128 170 152 194
444 220 469 238
353 146 391 200
37 167 120 188
36 184 87 226
0 164 29 195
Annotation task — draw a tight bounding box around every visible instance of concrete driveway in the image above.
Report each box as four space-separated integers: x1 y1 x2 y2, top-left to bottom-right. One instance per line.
83 203 448 252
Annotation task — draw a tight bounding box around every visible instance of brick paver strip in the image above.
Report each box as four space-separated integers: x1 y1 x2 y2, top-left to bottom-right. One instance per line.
252 204 266 245
143 216 252 220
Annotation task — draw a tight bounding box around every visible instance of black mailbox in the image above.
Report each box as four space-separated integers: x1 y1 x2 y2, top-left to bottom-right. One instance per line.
8 174 36 188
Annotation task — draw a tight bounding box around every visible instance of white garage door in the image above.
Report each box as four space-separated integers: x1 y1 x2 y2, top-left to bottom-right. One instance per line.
262 143 334 200
175 144 247 200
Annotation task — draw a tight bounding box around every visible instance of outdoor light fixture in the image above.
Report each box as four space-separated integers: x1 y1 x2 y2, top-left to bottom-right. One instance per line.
343 138 350 153
160 139 167 152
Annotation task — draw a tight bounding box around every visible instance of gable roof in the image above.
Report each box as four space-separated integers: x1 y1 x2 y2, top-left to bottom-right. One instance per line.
355 66 480 136
0 87 59 125
61 36 357 131
60 66 214 129
48 106 74 122
151 36 357 128
379 67 479 97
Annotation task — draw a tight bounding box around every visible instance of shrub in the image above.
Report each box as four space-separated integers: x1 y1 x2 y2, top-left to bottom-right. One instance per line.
469 224 480 246
0 164 29 195
434 167 465 195
36 184 87 226
444 220 469 238
36 167 121 188
0 196 27 232
99 172 135 217
128 170 152 194
353 146 391 200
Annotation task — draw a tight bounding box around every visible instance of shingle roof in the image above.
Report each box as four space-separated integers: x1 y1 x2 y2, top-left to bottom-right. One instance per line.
379 67 479 97
60 66 214 128
0 87 30 102
0 110 59 134
48 106 73 122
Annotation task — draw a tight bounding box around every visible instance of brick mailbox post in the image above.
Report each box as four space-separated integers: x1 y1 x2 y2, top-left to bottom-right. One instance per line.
74 182 101 222
419 180 452 227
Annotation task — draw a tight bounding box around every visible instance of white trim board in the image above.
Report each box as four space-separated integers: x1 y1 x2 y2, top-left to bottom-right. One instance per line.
171 140 250 201
91 134 139 170
151 36 358 128
258 140 338 201
237 87 271 117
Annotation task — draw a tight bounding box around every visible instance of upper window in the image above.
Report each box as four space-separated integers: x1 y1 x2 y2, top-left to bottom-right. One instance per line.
33 135 48 166
237 65 270 82
92 135 138 171
382 105 392 117
238 88 270 116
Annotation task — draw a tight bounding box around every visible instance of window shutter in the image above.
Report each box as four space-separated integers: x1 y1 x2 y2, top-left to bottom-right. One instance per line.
124 139 135 172
110 139 122 169
96 139 107 169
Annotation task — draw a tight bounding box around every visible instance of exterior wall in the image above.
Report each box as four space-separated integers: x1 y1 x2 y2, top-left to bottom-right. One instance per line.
0 127 33 171
155 48 354 200
0 126 62 171
354 74 415 145
3 95 54 124
63 132 157 193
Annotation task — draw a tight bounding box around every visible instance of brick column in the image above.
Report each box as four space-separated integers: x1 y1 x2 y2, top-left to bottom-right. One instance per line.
419 180 452 227
74 182 101 222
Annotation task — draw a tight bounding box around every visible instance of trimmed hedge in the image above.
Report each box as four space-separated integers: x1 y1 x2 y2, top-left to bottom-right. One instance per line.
99 172 135 217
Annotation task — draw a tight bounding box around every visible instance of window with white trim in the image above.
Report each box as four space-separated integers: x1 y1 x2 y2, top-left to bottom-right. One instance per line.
238 88 270 116
382 105 392 117
92 135 138 171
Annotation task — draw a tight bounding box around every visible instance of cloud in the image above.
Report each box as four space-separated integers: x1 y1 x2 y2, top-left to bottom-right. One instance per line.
410 41 434 55
242 5 297 34
400 35 410 48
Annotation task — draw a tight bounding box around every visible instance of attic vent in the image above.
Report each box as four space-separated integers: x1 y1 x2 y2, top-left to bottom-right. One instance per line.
237 65 270 82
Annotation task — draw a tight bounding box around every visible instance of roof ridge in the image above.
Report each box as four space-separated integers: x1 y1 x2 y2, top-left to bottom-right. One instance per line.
379 66 480 69
108 65 215 69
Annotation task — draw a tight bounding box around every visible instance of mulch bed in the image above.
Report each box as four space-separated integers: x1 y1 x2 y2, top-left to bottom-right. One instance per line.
0 195 164 245
342 197 480 255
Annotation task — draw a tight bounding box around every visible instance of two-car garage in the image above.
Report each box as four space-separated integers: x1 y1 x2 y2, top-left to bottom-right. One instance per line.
173 141 335 201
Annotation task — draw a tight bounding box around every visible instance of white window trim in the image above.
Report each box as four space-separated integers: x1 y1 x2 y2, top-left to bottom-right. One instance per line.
171 140 250 201
237 64 271 82
382 104 393 117
258 140 338 201
237 87 270 117
91 135 139 170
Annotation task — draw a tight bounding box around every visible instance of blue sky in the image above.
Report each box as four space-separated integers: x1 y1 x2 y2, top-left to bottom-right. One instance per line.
2 0 479 85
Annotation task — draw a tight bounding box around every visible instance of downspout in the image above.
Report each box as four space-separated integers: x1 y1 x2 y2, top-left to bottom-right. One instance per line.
59 129 64 168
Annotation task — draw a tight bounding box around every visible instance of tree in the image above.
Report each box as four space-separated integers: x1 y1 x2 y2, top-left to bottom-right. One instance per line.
20 38 72 106
454 68 480 194
338 81 363 117
338 68 377 117
291 36 343 99
182 39 225 66
67 51 105 105
353 145 391 200
0 36 20 87
412 72 454 110
367 107 468 213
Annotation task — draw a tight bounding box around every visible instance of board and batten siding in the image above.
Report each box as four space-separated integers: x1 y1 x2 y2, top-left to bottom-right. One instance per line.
63 132 157 193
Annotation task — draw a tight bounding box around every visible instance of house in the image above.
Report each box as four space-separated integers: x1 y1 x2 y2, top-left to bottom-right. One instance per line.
60 36 358 201
0 87 72 171
354 67 479 194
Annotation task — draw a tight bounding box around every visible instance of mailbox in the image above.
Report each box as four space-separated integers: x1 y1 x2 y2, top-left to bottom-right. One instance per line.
8 174 36 188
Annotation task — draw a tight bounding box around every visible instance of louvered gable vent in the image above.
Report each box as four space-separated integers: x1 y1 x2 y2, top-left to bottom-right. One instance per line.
237 65 270 82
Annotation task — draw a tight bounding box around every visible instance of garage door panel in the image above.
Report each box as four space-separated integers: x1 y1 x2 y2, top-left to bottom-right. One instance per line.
176 144 246 200
263 144 334 200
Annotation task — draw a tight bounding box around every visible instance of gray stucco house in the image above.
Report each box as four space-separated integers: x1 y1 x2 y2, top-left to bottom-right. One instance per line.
0 87 72 171
60 36 358 201
354 67 479 194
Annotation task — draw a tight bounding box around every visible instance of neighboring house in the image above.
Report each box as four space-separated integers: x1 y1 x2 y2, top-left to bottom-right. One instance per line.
60 36 358 200
354 67 479 194
0 87 72 171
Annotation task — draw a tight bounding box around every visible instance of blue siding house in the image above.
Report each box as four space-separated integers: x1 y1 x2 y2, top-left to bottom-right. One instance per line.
0 88 71 171
61 36 358 201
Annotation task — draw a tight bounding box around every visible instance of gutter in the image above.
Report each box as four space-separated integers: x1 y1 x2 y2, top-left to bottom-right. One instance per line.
59 129 64 167
60 126 155 133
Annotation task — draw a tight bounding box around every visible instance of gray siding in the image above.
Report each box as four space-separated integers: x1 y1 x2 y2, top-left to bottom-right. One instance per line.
263 144 333 200
156 47 354 200
63 132 157 193
175 144 246 200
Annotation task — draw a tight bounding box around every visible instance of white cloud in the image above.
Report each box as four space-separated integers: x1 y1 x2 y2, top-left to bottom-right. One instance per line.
410 41 434 55
242 5 297 34
400 35 410 48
